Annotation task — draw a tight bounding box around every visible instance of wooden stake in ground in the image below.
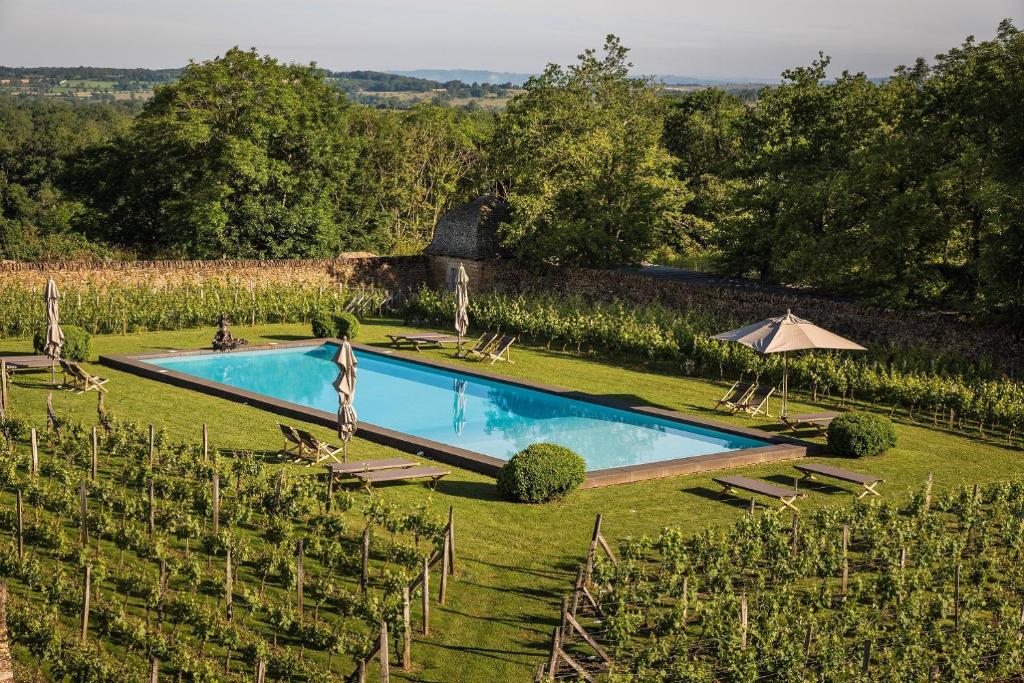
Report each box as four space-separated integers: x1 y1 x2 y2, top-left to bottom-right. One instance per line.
740 596 748 649
148 424 155 468
225 546 233 621
30 428 38 477
0 582 14 683
149 657 158 683
325 469 335 512
256 659 266 683
81 565 91 643
148 477 155 536
440 531 450 606
0 361 8 414
379 618 390 683
296 539 304 618
841 525 849 595
79 481 88 547
361 527 370 593
212 472 220 535
15 491 23 562
402 585 412 670
91 427 98 481
447 506 455 575
924 473 933 512
954 564 961 631
421 556 430 635
202 422 208 462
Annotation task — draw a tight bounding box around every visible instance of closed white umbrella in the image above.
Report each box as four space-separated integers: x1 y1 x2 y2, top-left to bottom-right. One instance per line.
711 309 865 417
454 263 469 357
332 338 358 462
43 278 64 384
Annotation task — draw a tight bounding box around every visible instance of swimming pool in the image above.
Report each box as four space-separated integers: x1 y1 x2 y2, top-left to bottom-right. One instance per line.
136 342 777 472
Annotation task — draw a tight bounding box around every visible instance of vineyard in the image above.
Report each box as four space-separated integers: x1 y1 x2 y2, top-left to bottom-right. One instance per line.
0 406 451 681
0 282 394 338
550 481 1024 681
404 289 1024 445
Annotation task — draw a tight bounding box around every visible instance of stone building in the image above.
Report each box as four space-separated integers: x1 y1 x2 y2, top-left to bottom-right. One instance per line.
424 195 509 291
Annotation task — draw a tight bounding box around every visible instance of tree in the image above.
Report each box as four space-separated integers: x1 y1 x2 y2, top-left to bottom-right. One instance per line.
491 35 688 268
80 48 358 258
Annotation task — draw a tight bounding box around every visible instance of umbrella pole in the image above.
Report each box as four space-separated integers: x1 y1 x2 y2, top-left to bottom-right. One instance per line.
51 360 56 386
343 439 348 464
782 353 789 418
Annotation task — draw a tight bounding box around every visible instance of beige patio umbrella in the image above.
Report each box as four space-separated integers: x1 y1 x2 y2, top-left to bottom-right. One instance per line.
711 309 865 417
43 278 64 384
454 262 469 357
332 338 358 462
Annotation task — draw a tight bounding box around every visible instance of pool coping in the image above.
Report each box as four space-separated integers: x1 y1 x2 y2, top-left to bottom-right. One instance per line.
100 338 817 488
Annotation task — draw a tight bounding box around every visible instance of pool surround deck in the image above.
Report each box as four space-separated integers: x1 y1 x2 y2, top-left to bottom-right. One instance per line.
100 338 817 488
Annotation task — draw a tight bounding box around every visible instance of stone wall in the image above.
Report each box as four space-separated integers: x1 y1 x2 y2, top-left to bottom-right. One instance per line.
0 255 430 291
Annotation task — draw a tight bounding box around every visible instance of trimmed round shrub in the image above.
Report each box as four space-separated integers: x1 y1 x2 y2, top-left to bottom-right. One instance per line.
311 310 360 340
32 324 91 361
827 411 897 457
497 443 586 503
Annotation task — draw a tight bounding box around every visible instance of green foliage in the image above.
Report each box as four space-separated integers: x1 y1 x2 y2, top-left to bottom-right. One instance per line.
491 36 688 267
496 443 586 503
311 310 360 340
827 411 897 457
32 324 91 361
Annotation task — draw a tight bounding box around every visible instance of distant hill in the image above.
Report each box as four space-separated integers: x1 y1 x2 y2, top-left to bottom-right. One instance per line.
0 66 180 82
655 74 775 86
388 69 532 86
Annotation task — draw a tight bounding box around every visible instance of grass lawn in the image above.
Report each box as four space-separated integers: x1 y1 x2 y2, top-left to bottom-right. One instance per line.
3 319 1019 681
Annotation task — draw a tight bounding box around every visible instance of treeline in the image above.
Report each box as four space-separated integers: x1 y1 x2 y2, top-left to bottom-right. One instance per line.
327 70 513 97
1 24 1022 321
0 66 181 82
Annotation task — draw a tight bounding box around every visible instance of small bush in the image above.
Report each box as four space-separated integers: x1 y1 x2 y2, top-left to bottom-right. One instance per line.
497 443 586 503
32 324 91 361
827 411 897 457
311 310 360 340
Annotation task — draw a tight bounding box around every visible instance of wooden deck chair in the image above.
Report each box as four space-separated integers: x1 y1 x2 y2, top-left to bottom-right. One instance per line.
278 423 306 460
733 384 774 417
465 331 499 357
715 380 755 411
63 361 109 393
471 335 515 364
295 429 343 466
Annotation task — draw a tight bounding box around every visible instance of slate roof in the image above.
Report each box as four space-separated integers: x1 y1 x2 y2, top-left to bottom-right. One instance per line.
425 195 509 260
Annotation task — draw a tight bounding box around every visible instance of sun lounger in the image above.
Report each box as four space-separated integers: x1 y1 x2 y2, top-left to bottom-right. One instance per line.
732 384 774 417
295 429 343 466
780 412 839 435
712 475 805 511
61 360 109 393
469 334 515 364
324 457 419 476
715 380 755 411
1 354 52 373
278 423 307 459
465 332 499 356
386 333 462 351
353 465 450 491
794 462 884 499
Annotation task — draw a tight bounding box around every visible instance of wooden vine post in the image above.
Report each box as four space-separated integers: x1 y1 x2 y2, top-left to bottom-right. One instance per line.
326 469 335 512
0 583 14 683
421 556 430 635
0 360 7 413
91 427 98 481
81 565 91 643
30 428 38 477
402 586 412 670
954 564 961 631
79 481 88 547
361 527 370 593
256 659 266 683
740 596 748 649
212 472 220 535
924 473 933 513
447 506 456 575
379 618 390 683
202 422 208 462
841 525 849 595
296 539 304 618
14 491 22 562
149 657 159 683
148 424 155 467
225 547 233 621
148 477 155 536
440 529 450 606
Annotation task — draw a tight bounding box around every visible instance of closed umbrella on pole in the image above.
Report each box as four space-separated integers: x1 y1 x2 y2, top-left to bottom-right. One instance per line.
454 263 469 357
43 278 64 384
711 309 865 417
332 338 358 463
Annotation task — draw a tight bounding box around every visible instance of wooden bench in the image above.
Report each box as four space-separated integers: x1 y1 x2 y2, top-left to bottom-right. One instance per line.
353 466 450 491
712 475 805 512
794 462 884 499
780 412 839 435
324 458 419 476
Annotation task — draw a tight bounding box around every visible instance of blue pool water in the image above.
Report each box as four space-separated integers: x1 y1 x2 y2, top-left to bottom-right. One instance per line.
146 344 768 470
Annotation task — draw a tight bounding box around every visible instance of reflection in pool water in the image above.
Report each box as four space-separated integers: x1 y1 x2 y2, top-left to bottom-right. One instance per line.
147 344 769 470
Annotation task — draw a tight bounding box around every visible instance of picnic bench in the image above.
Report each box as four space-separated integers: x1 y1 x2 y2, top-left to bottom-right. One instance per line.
794 462 884 499
781 412 840 435
712 475 805 511
353 465 450 491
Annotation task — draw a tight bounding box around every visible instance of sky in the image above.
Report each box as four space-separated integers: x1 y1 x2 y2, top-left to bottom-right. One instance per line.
0 0 1019 80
